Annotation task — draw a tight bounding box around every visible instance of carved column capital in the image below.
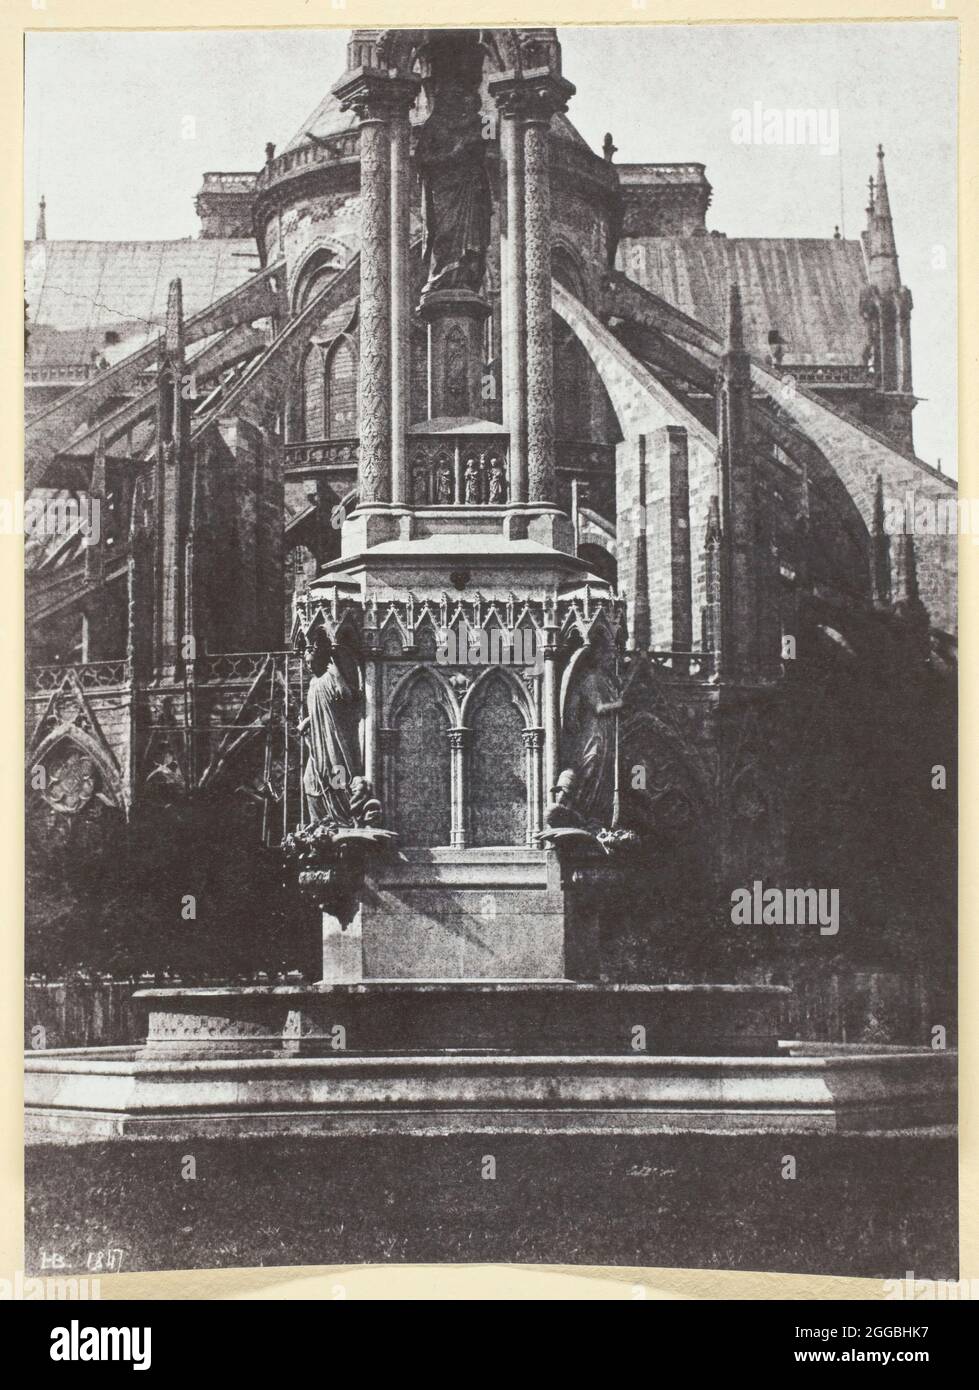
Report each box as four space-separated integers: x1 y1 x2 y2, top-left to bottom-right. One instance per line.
446 727 471 751
488 72 575 123
332 69 420 123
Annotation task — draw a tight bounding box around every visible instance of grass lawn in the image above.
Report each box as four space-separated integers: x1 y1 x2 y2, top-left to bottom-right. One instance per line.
26 1133 956 1280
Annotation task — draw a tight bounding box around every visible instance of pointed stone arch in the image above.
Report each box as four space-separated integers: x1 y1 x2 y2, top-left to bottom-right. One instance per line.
29 726 124 814
460 661 534 729
324 334 358 439
465 667 528 847
388 665 457 846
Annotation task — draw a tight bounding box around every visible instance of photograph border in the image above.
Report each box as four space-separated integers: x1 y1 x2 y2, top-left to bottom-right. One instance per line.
2 0 973 1301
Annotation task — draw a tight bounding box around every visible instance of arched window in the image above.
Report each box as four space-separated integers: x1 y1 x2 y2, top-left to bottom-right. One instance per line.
392 673 452 846
302 346 324 440
468 672 526 846
552 245 587 301
325 337 357 438
293 249 340 313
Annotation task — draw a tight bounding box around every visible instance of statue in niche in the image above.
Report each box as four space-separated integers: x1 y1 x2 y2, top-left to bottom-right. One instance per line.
412 461 430 506
299 629 362 826
415 37 492 296
487 455 506 504
463 455 481 504
435 459 454 504
562 649 619 824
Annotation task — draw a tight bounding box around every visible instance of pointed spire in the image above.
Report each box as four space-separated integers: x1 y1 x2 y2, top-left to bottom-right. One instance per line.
874 144 892 221
864 144 899 290
703 495 723 676
726 282 745 353
164 278 184 359
891 530 920 608
35 195 47 241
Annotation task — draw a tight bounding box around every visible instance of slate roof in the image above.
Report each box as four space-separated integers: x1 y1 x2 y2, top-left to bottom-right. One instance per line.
617 236 870 366
24 239 261 369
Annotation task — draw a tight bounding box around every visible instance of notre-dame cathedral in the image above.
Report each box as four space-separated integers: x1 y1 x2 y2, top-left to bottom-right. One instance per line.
25 27 955 1046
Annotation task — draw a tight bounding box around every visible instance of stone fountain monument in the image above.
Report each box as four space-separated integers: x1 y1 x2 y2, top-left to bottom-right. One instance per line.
25 27 953 1140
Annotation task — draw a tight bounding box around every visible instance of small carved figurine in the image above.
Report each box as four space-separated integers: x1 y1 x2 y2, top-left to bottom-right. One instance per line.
463 456 481 504
487 456 506 504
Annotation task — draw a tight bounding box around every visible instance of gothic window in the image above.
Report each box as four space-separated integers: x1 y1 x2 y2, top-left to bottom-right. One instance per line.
393 675 451 846
468 672 525 846
325 337 357 438
552 246 586 301
302 346 324 441
293 249 339 313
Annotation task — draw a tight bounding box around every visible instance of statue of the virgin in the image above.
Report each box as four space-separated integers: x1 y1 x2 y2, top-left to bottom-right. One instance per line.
299 629 362 826
415 38 491 297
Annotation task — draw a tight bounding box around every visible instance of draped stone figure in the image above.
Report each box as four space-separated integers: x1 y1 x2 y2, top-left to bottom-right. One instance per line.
415 43 492 296
562 653 618 824
300 630 362 826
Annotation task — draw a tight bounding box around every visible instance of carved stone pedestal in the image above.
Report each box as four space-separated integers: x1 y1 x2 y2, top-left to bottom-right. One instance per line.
417 288 491 423
321 904 364 984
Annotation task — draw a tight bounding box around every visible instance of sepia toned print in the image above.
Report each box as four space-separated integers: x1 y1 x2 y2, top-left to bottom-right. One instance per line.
23 22 956 1281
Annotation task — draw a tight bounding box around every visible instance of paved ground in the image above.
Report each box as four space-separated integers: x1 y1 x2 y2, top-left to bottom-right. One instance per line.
26 1133 956 1279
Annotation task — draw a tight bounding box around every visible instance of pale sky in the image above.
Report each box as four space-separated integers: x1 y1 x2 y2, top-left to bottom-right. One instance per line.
24 22 958 473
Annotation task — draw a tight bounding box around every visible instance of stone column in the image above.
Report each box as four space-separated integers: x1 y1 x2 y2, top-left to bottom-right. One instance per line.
495 96 527 503
333 71 419 508
523 104 557 504
522 727 545 845
389 93 415 505
448 727 470 848
355 110 389 504
362 649 381 791
489 73 572 508
542 631 561 801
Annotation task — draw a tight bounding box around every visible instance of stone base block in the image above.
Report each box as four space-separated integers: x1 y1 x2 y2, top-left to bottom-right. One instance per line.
131 980 789 1058
360 848 566 979
322 904 363 983
24 1046 956 1142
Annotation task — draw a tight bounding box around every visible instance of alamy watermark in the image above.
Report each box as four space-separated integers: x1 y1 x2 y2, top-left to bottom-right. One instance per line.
880 488 976 539
1 492 101 544
731 880 839 935
436 623 544 674
884 1270 978 1300
731 102 839 156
